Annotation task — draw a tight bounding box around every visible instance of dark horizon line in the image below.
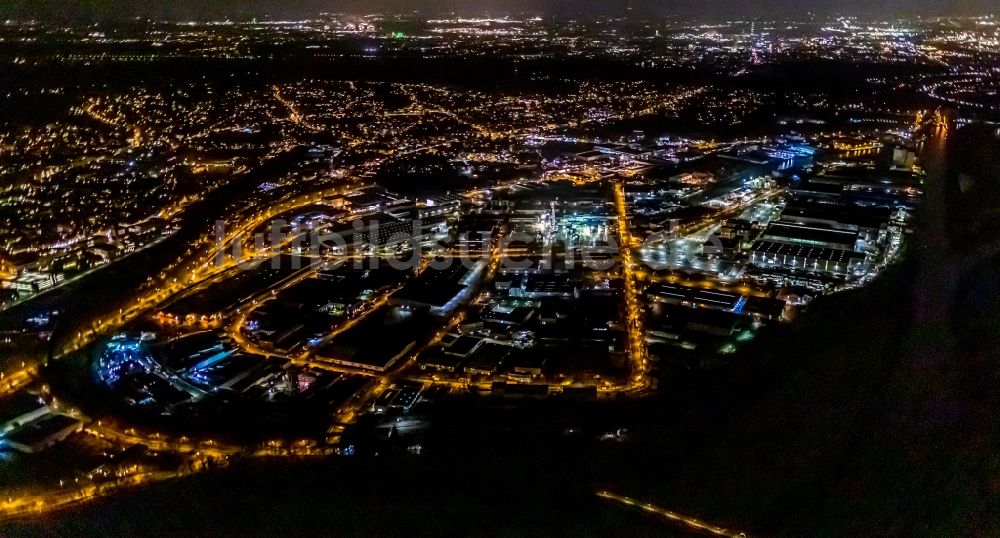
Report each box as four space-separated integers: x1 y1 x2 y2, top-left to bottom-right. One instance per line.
1 10 996 24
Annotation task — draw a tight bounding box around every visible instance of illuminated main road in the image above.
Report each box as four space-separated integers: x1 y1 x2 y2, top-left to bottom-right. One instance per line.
58 182 362 357
0 364 36 398
597 490 748 538
613 181 650 391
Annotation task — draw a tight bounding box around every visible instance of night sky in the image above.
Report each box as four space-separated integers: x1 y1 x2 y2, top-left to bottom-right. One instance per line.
0 0 995 21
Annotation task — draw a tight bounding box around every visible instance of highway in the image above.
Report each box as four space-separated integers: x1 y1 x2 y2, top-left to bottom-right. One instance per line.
613 181 650 391
597 490 748 538
0 470 189 520
225 269 399 378
84 423 244 458
0 365 36 398
57 182 361 358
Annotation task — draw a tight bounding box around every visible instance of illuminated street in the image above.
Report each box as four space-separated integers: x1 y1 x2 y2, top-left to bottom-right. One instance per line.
597 490 747 538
